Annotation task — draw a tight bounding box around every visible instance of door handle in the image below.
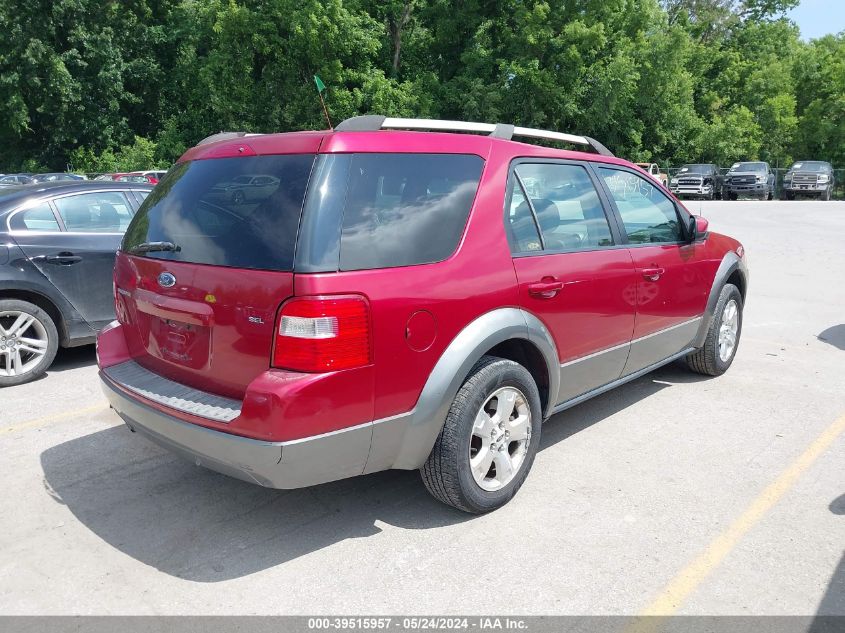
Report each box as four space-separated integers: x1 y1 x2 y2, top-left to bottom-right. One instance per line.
45 253 82 265
527 279 563 298
642 267 665 281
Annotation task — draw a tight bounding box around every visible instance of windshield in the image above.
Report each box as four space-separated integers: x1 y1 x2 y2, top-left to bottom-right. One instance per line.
123 154 315 271
789 162 829 172
729 162 767 173
678 164 710 174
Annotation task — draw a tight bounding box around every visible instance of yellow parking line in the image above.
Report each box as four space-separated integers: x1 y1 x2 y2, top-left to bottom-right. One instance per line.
638 412 845 619
0 403 109 435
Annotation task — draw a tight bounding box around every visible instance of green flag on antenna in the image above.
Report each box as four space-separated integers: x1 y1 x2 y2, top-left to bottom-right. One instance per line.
314 75 326 93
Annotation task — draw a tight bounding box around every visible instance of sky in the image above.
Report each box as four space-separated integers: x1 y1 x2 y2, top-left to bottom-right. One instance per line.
787 0 845 40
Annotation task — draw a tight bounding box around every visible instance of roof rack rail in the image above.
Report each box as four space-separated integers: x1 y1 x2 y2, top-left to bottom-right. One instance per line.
196 131 261 146
334 115 613 156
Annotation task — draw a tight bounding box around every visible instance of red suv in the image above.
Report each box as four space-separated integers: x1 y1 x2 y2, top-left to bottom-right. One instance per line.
97 116 748 513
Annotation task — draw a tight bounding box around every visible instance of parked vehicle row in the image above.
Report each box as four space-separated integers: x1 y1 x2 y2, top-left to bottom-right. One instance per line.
666 160 836 200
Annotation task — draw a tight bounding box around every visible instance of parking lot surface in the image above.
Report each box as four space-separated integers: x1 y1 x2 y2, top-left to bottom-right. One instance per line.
1 200 843 616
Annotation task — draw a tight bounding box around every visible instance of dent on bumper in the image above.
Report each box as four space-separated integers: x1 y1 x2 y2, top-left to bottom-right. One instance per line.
101 374 373 489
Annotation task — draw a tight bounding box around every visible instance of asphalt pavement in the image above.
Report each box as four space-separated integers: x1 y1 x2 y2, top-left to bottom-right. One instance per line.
1 200 843 616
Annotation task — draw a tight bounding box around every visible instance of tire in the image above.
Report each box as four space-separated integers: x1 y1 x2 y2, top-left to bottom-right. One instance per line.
784 192 794 201
728 192 738 201
0 299 59 387
232 189 245 204
822 187 831 201
685 284 743 377
421 355 543 514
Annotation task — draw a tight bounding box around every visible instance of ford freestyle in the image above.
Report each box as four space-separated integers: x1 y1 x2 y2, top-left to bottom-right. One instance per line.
97 116 748 513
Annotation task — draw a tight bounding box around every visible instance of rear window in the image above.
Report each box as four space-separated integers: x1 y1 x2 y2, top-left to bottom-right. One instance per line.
338 153 484 270
122 155 314 271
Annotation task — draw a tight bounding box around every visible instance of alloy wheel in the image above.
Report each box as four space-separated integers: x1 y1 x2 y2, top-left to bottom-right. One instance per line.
718 299 739 362
0 310 50 377
469 386 532 491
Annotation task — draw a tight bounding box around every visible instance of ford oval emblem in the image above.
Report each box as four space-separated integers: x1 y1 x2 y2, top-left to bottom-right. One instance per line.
158 272 176 288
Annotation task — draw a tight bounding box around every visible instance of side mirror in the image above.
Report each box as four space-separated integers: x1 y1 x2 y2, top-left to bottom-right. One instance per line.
687 215 709 242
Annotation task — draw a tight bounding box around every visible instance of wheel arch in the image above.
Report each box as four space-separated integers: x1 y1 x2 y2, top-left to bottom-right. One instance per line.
0 288 68 346
367 307 559 472
692 252 748 348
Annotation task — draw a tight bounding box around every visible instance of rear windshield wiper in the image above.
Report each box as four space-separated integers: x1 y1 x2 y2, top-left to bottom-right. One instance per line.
127 241 181 254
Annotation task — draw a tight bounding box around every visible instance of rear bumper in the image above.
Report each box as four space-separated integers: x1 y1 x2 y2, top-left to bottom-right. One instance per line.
100 373 372 489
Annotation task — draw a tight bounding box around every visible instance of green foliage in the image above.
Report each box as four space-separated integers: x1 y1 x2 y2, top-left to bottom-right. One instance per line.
0 0 842 171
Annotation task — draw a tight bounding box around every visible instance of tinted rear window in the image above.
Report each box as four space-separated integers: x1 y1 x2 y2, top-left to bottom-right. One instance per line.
338 153 484 270
122 155 314 271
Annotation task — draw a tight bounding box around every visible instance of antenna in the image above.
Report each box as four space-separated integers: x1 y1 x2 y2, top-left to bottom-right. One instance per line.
313 75 333 130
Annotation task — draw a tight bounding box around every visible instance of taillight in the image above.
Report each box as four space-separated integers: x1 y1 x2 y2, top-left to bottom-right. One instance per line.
272 295 371 372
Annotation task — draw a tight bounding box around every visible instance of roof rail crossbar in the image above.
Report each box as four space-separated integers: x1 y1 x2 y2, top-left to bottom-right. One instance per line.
334 116 614 156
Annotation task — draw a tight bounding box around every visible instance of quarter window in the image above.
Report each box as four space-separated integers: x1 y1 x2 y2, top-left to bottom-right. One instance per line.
598 168 683 243
509 163 614 253
338 153 484 270
9 203 61 232
54 192 135 233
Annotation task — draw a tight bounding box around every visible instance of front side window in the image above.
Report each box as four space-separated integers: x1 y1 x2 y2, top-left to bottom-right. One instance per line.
9 202 61 232
598 168 683 244
509 163 613 253
338 153 484 270
54 192 135 233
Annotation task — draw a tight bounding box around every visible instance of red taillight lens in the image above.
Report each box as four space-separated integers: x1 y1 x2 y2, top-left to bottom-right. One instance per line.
272 295 371 372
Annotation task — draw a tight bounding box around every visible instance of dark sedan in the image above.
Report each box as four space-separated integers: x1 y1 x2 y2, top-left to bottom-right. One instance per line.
0 181 152 385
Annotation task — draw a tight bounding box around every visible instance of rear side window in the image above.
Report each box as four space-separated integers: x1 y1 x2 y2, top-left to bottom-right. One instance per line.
123 155 314 271
338 154 484 270
10 203 61 232
512 163 613 252
54 192 134 232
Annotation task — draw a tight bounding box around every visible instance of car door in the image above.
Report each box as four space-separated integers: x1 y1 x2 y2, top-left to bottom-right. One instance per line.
507 160 638 405
9 190 136 329
595 166 711 375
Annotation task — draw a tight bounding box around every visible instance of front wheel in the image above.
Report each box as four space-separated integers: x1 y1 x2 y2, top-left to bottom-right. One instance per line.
822 187 832 201
0 299 59 387
728 192 738 201
685 284 743 377
421 356 542 513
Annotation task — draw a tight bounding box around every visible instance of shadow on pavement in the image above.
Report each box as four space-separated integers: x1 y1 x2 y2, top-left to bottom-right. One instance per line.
50 344 97 372
40 364 682 582
818 325 845 351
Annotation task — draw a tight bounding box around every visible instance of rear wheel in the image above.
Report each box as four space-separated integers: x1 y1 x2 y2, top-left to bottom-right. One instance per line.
0 299 59 387
421 356 542 513
686 284 743 377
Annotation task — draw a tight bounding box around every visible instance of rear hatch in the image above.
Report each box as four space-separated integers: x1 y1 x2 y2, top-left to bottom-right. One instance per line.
115 151 316 399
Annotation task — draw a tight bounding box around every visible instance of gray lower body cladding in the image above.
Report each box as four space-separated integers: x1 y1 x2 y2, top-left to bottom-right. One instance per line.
101 374 376 489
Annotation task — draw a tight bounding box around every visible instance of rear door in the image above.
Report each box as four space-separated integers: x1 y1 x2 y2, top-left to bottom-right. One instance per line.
9 190 137 328
508 160 637 405
595 166 710 374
